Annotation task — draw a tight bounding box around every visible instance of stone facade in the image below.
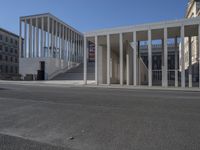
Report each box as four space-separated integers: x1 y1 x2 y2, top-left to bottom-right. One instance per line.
0 28 20 80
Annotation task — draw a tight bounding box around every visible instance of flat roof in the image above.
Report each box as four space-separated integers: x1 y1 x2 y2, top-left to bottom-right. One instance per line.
84 16 200 37
20 13 83 35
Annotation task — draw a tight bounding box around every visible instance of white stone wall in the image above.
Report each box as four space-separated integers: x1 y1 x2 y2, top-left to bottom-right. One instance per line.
19 58 70 80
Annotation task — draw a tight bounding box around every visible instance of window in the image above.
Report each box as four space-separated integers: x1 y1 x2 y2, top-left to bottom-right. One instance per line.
15 40 18 46
0 55 2 60
10 48 13 53
15 49 17 54
5 56 8 61
5 65 8 73
0 34 2 40
5 47 8 52
10 57 13 62
0 65 2 73
10 38 13 44
5 37 8 42
15 66 18 74
15 58 18 63
0 45 2 51
10 66 13 73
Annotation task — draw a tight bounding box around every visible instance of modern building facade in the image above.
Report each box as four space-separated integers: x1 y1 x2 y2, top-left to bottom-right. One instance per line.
84 16 200 88
19 13 84 80
19 0 200 88
0 28 20 80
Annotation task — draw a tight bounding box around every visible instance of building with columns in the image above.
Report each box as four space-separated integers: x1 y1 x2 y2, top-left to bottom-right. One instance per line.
84 17 200 88
19 0 200 88
19 13 84 80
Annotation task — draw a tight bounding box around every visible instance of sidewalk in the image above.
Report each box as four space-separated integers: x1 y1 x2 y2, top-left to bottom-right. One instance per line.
0 80 200 92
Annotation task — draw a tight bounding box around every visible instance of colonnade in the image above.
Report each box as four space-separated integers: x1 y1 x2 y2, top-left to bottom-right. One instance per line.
84 22 200 88
19 14 84 64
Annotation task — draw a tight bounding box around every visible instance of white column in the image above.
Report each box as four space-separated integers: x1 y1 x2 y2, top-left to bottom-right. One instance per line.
120 33 123 85
67 28 70 66
175 37 178 87
47 16 50 57
78 35 80 63
75 33 77 63
148 30 152 87
163 27 168 87
51 19 54 58
126 49 130 85
24 19 27 58
133 31 137 86
55 22 58 58
81 37 84 62
188 36 192 88
181 26 185 88
36 17 39 57
77 35 79 63
199 24 200 88
33 23 36 57
84 36 87 84
65 28 67 61
62 25 65 60
107 34 111 85
74 32 76 62
95 35 98 85
59 24 61 59
41 17 44 58
29 18 32 58
71 30 73 63
33 23 35 58
19 19 22 58
69 30 71 65
44 20 46 57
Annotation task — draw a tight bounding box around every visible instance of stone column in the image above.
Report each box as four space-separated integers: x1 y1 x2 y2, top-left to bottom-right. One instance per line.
19 19 22 58
126 49 130 85
55 22 58 58
51 19 54 58
36 17 39 57
181 26 185 88
59 24 61 59
44 19 46 57
175 37 178 87
188 36 192 88
24 19 27 58
107 34 111 85
148 29 152 87
62 25 65 60
47 16 50 57
95 35 98 85
133 31 137 86
41 17 44 58
163 28 168 87
120 33 123 85
33 22 35 58
84 36 87 84
29 18 32 58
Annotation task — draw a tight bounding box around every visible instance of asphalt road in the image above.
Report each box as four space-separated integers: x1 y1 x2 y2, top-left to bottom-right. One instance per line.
0 83 200 150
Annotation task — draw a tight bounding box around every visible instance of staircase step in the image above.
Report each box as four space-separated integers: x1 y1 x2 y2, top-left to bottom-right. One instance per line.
52 62 95 80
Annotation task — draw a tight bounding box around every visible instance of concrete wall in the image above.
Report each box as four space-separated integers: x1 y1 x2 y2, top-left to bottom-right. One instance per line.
19 58 71 80
111 50 119 84
98 45 107 84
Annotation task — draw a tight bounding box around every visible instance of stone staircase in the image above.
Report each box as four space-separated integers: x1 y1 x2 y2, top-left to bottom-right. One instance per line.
52 62 95 80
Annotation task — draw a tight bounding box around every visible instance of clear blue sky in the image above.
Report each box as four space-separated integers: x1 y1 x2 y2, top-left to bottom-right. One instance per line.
0 0 188 35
